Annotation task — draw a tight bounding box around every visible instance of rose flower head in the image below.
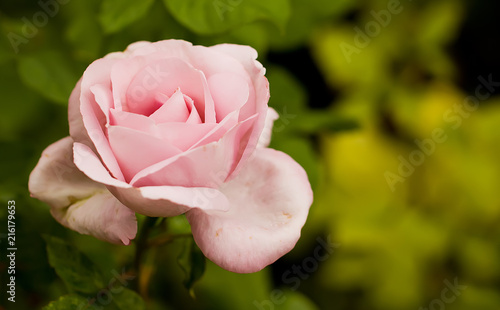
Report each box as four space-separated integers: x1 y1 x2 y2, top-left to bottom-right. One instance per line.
29 40 312 273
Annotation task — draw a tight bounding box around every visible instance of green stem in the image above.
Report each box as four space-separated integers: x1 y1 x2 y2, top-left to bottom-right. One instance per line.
147 233 192 247
134 217 158 283
132 217 192 295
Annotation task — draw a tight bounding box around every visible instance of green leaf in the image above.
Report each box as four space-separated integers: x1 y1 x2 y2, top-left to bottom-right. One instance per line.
177 237 206 296
290 111 359 134
163 0 291 35
99 0 156 34
43 294 91 310
112 288 146 310
276 290 320 310
196 261 271 308
17 50 78 105
44 235 106 294
64 0 102 62
267 65 307 116
270 0 358 50
266 65 358 134
168 215 192 235
0 61 45 141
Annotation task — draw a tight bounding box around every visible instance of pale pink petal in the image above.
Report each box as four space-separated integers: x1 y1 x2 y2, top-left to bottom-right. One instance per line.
109 40 194 111
208 73 250 122
104 41 153 60
29 137 137 245
156 122 218 151
188 44 251 80
90 84 113 123
81 58 116 96
109 108 156 133
51 191 137 245
129 40 193 58
198 70 216 123
130 115 257 188
257 108 279 148
149 89 190 123
29 137 103 209
227 74 270 181
79 58 125 181
107 126 182 182
133 40 249 80
68 79 90 147
186 148 313 273
110 56 148 111
189 110 239 150
209 44 260 72
141 41 254 119
209 43 269 121
123 41 154 55
125 58 215 122
185 94 203 124
109 105 213 152
73 143 229 217
207 44 270 180
108 185 229 217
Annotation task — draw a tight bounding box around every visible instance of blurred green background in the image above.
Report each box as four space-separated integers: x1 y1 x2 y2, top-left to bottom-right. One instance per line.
1 0 500 309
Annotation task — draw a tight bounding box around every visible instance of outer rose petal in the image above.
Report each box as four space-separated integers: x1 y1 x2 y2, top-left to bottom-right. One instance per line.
209 44 262 75
257 108 279 148
209 44 270 181
76 57 126 181
186 148 313 273
28 137 137 245
28 137 103 208
207 72 250 122
51 191 137 245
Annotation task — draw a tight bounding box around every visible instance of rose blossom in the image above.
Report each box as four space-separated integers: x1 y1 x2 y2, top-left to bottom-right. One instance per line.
29 40 312 273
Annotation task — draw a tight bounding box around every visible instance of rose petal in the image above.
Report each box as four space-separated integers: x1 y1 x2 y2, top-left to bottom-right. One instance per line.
108 185 229 217
189 44 251 81
107 126 182 182
73 143 229 217
208 44 270 180
149 89 190 123
109 108 156 132
209 44 260 73
104 41 153 59
257 108 279 148
226 73 269 181
141 40 250 80
51 191 137 245
90 84 113 123
79 58 125 181
186 148 313 273
130 115 257 188
184 94 203 124
123 41 155 55
128 40 193 58
156 122 218 151
110 40 194 110
109 106 212 152
29 137 104 208
125 58 216 122
209 43 266 121
208 72 250 122
189 109 239 150
28 137 137 245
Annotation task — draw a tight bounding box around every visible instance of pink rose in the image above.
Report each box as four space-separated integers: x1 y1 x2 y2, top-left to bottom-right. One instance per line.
29 40 312 273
